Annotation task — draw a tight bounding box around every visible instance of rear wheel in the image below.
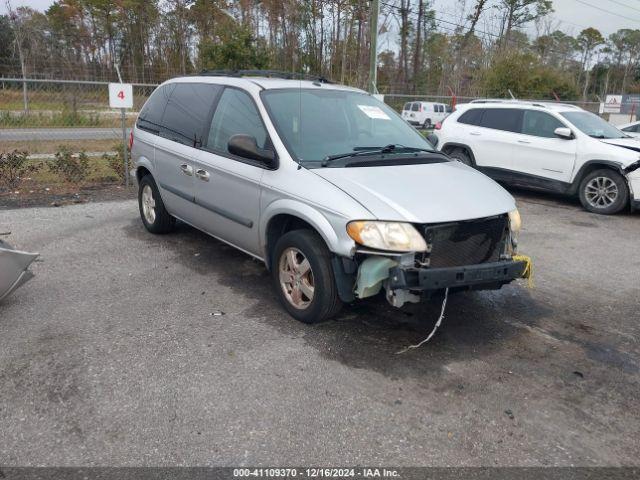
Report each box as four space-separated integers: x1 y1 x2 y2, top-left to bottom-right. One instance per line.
272 230 342 324
423 118 432 129
448 148 473 167
578 169 629 215
138 174 176 233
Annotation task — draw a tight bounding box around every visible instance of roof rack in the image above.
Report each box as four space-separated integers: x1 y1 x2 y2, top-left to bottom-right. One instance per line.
469 99 582 110
198 69 334 84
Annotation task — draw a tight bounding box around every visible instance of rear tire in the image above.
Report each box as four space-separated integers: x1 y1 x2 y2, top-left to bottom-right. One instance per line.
578 169 629 215
423 118 432 129
138 174 176 234
272 230 342 324
448 148 474 167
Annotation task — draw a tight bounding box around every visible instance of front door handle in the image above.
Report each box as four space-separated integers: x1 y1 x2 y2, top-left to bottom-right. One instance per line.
470 131 481 136
179 163 193 176
195 169 210 182
518 140 532 144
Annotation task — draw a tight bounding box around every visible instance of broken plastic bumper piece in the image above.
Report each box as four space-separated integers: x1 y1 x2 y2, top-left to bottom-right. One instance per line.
0 240 39 302
387 260 528 291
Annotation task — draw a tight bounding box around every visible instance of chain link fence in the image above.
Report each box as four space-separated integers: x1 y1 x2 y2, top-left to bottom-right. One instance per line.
0 77 625 166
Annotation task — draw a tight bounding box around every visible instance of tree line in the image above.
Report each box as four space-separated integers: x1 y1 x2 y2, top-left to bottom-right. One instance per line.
1 0 639 100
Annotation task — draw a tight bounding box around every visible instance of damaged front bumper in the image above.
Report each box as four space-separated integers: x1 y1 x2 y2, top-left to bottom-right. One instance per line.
388 260 527 291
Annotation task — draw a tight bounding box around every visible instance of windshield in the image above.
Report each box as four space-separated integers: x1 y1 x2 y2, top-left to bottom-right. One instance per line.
561 111 627 139
261 88 434 164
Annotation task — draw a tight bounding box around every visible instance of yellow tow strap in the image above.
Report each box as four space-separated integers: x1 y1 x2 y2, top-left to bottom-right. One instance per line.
512 254 534 289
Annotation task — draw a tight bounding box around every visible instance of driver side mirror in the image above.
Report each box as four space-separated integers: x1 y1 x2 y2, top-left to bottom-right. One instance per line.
554 127 574 140
228 134 276 166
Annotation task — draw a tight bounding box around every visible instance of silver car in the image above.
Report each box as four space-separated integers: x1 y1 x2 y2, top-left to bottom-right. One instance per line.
131 72 526 323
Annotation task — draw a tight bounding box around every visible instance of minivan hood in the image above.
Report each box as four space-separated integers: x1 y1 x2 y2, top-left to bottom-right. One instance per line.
601 137 640 153
312 161 516 223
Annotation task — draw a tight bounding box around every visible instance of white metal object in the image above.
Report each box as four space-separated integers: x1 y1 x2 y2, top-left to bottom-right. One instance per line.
109 83 133 109
0 240 39 302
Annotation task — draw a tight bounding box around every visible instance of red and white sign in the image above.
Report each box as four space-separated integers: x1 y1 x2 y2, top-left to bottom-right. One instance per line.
109 83 133 109
603 95 623 114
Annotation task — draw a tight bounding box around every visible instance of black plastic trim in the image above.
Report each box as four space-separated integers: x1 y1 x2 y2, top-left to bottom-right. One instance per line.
158 182 194 203
389 260 526 291
477 166 572 194
195 197 254 228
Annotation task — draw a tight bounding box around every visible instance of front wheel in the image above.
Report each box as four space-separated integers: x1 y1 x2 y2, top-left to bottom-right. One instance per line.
578 169 629 215
272 230 342 324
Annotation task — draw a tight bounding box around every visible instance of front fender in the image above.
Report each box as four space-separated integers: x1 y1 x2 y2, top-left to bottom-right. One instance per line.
259 199 356 261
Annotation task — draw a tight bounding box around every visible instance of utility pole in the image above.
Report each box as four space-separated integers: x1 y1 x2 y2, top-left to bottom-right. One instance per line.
368 0 379 94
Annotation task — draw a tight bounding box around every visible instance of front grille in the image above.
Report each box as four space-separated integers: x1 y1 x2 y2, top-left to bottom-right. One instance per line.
420 215 508 268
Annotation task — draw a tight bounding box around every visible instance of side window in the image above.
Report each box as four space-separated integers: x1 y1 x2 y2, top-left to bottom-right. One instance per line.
480 108 523 133
458 108 483 126
160 83 221 146
411 103 420 112
522 110 565 138
403 102 411 111
137 84 173 134
622 124 639 133
207 88 268 154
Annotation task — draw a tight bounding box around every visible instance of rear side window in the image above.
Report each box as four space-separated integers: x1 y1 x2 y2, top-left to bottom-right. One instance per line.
522 110 565 138
457 108 483 125
480 108 522 133
411 103 420 112
403 103 411 111
137 84 174 134
206 88 268 154
160 83 221 146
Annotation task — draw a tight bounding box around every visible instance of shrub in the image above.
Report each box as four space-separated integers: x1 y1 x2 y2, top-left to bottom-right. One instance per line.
0 150 40 191
48 146 91 183
103 143 128 182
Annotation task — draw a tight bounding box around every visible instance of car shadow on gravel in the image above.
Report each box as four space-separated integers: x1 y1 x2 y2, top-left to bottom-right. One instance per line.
124 219 552 379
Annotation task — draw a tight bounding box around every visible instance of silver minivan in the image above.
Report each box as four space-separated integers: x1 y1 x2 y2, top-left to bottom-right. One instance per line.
131 72 527 323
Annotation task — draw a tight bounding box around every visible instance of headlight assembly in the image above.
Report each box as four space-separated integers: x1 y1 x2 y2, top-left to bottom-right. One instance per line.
347 221 427 252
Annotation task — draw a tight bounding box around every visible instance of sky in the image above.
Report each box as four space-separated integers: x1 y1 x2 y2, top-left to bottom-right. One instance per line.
2 0 640 38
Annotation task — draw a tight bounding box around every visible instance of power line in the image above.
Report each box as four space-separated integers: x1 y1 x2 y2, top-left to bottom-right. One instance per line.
570 0 640 24
601 0 640 14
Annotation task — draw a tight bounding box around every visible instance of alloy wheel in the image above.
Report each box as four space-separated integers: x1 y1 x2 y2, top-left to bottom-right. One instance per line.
141 185 157 224
278 247 315 310
585 176 618 209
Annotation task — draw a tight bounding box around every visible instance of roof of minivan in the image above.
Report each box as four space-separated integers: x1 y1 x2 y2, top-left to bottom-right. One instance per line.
166 75 365 93
457 100 583 113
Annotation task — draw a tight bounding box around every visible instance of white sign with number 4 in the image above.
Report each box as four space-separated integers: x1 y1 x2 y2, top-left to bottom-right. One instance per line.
109 83 133 109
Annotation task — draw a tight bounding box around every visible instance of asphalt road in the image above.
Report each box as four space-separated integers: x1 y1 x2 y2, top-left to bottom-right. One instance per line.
0 127 126 141
1 193 639 466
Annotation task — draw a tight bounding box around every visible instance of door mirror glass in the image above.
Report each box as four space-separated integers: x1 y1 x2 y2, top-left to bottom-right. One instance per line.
554 127 574 139
228 134 275 165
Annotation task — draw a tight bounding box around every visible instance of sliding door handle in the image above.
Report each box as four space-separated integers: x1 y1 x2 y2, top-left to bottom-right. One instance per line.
195 169 210 182
179 163 193 176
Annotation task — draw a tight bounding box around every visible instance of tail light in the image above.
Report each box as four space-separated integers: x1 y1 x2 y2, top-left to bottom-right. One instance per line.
128 130 134 150
419 104 423 112
435 122 442 130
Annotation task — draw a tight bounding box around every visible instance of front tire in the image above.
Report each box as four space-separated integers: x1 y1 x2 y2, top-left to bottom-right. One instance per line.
272 230 342 324
449 148 473 167
138 174 176 233
578 169 629 215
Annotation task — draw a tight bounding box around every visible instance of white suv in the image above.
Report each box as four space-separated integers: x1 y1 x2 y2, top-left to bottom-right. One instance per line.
434 100 640 214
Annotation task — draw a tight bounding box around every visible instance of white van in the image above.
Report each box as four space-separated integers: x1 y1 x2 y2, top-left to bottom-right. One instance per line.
401 101 451 129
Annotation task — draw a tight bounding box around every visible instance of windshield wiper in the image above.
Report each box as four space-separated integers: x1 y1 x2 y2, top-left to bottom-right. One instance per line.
321 144 434 166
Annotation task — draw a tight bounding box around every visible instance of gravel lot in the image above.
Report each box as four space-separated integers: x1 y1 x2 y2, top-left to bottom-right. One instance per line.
1 192 639 466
